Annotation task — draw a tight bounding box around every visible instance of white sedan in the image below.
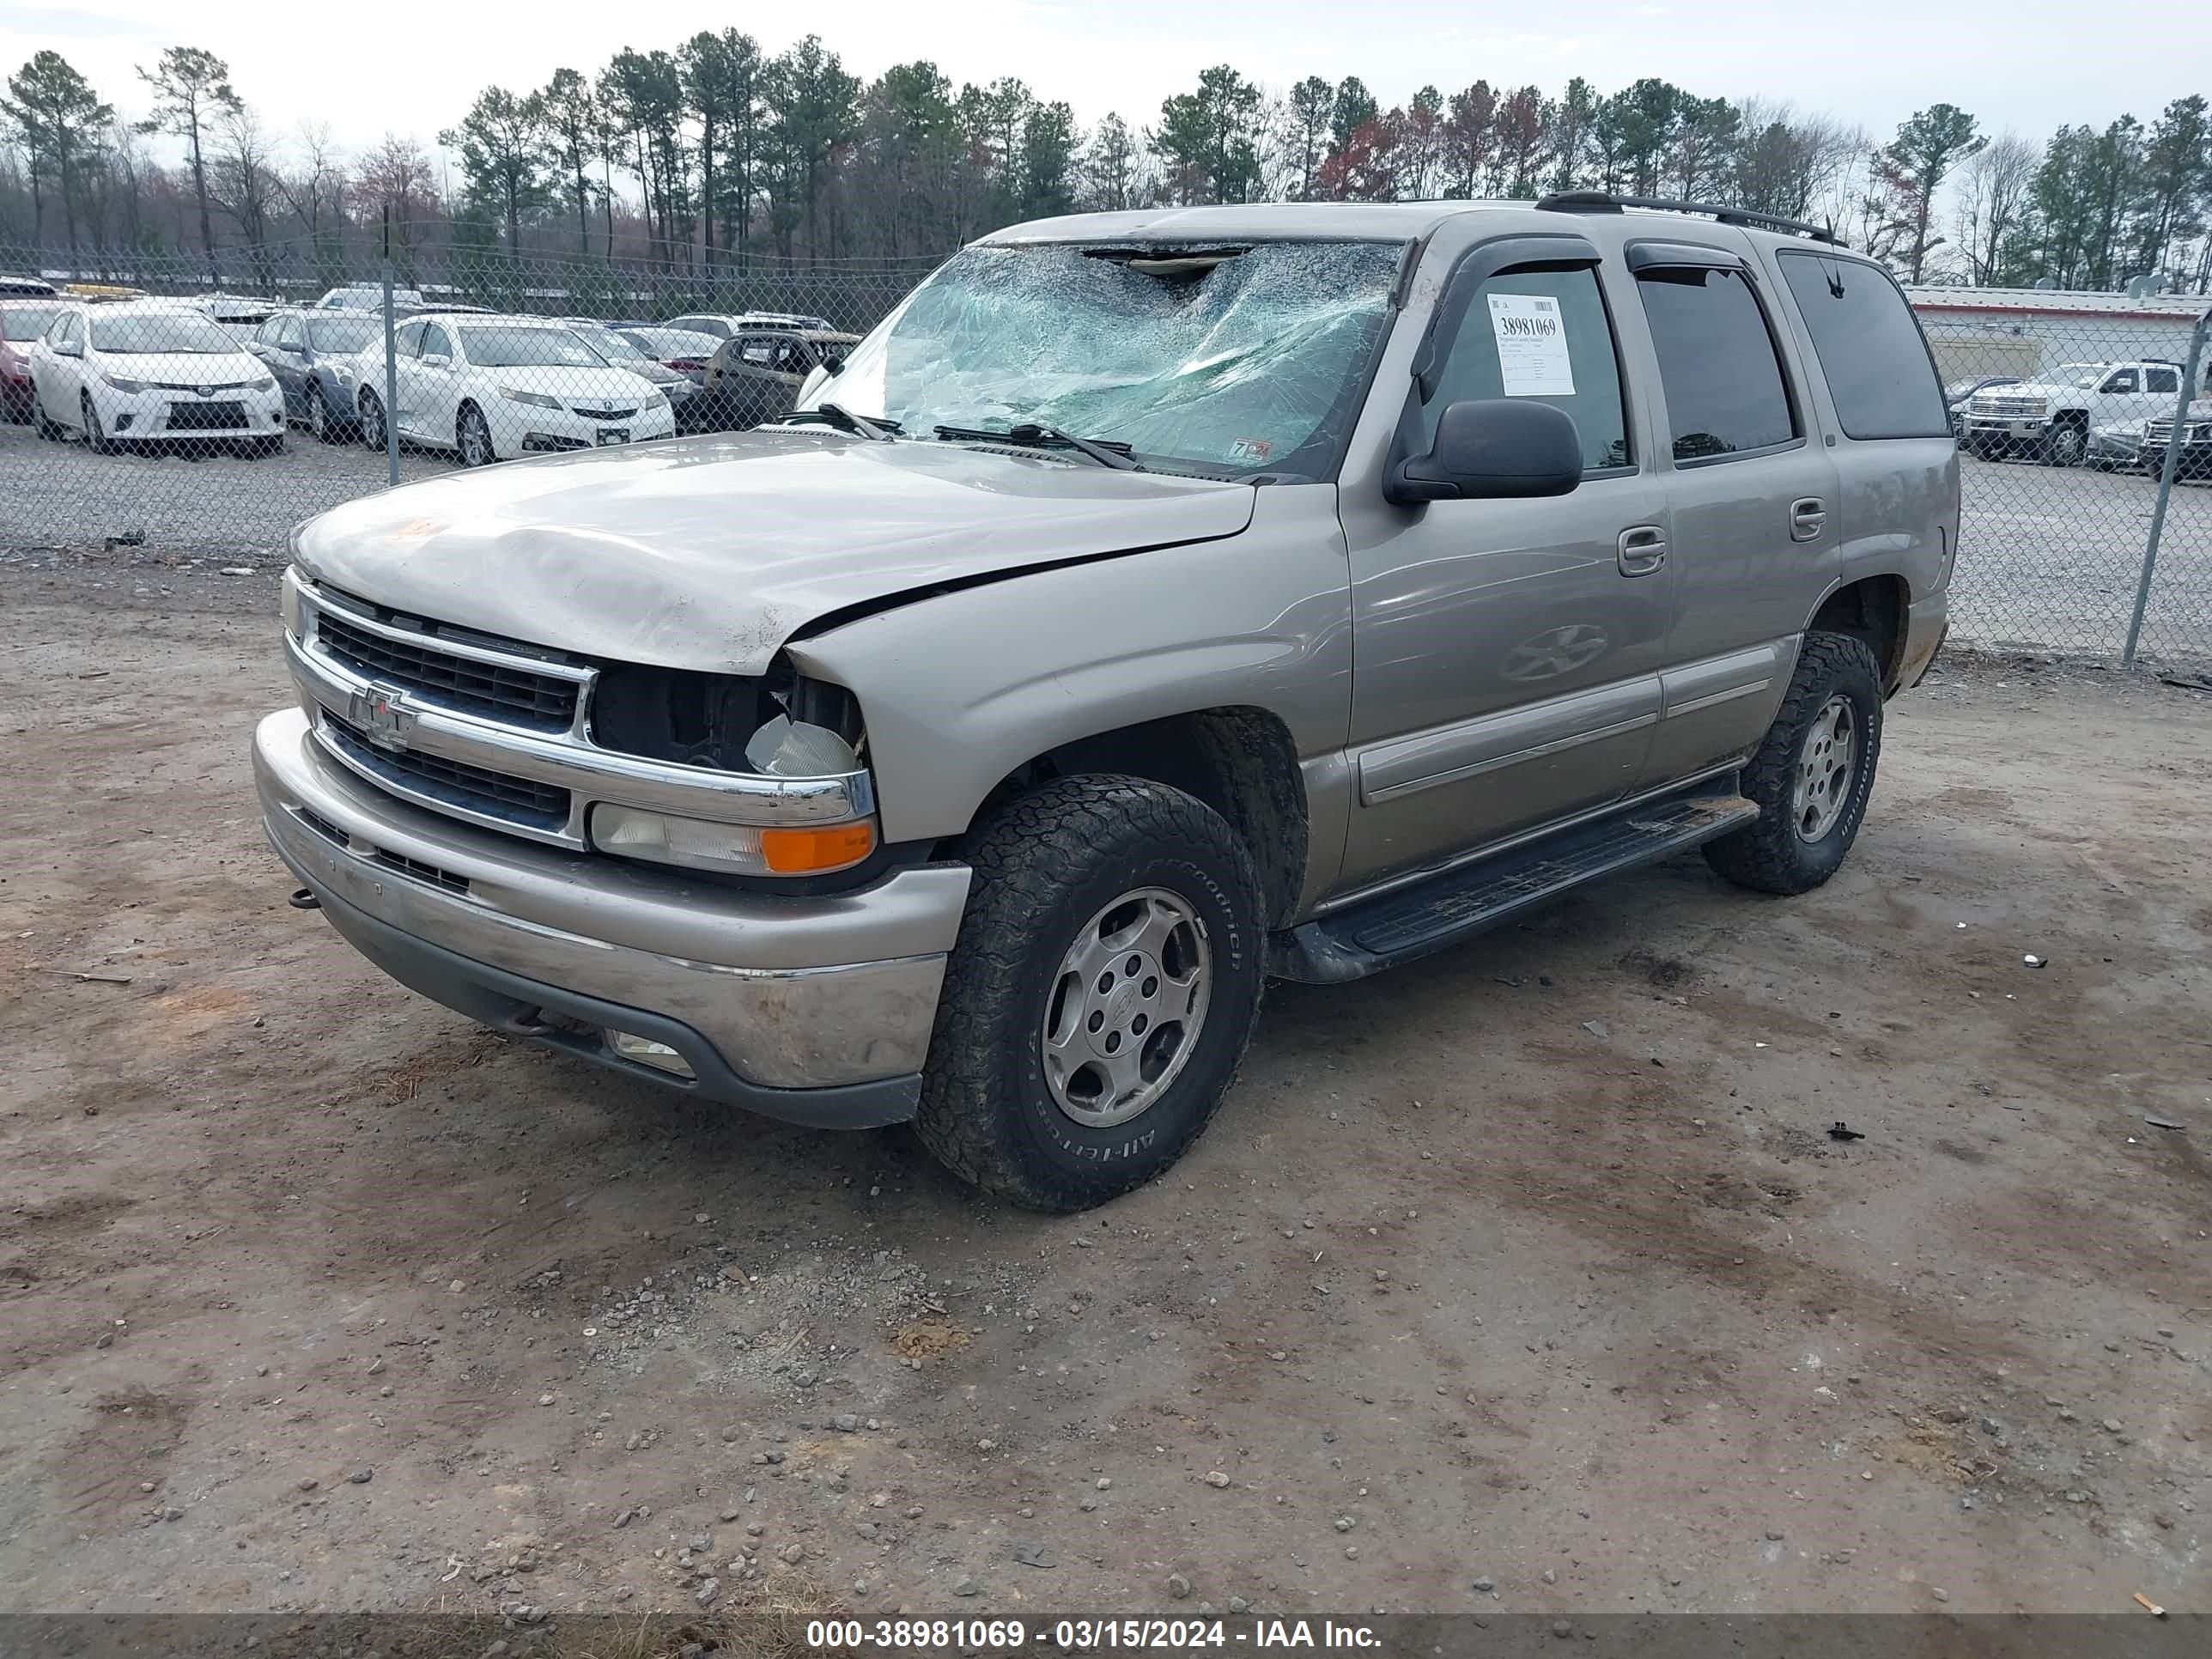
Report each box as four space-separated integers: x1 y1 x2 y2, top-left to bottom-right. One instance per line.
28 301 286 455
353 314 676 465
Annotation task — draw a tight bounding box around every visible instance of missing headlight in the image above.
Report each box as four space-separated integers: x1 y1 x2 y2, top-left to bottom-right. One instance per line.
588 663 864 774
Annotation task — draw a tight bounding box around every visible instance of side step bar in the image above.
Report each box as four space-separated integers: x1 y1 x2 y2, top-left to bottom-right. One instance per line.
1270 779 1759 984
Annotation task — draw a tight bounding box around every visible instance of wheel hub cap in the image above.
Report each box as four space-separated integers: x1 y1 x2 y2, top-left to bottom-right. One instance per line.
1792 695 1857 842
1041 887 1212 1128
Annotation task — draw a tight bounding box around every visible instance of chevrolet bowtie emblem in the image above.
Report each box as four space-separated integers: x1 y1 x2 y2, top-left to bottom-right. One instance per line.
351 684 416 750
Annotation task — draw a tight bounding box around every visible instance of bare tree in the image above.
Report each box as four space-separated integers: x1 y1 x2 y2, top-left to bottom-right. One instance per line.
210 103 280 288
137 46 240 276
1951 132 2040 283
277 122 346 238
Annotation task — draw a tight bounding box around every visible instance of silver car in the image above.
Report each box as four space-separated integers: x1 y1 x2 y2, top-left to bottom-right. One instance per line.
255 198 1955 1211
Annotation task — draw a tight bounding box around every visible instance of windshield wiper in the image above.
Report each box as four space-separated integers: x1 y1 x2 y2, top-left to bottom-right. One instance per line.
933 421 1142 471
779 403 900 441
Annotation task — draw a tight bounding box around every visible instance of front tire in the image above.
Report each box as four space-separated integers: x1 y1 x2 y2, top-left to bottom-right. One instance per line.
915 775 1266 1212
2044 422 2086 468
32 391 62 441
307 385 339 444
1703 632 1884 896
82 394 117 455
457 403 495 466
358 390 386 451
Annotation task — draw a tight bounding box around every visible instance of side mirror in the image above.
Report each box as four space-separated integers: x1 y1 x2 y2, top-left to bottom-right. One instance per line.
423 352 451 369
1387 398 1583 506
58 339 83 358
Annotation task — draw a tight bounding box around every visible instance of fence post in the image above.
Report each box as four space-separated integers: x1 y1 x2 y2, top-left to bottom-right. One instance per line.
380 204 400 489
2123 306 2212 665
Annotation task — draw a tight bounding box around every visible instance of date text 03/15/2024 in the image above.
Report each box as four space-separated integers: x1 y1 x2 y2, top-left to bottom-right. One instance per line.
804 1619 1384 1650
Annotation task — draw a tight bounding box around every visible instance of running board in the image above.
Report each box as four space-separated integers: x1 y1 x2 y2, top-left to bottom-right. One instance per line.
1270 780 1759 984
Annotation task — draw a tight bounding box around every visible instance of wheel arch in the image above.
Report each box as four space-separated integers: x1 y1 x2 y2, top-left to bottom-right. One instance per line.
1806 574 1909 694
978 707 1310 930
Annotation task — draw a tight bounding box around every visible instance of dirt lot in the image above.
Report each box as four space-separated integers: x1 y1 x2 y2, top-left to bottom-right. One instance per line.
2 555 2209 1623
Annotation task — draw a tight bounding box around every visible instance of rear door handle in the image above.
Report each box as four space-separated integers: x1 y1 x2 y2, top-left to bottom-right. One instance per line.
1618 525 1668 576
1790 497 1827 543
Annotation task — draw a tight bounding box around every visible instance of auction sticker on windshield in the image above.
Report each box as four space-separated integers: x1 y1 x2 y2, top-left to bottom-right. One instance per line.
1487 293 1574 397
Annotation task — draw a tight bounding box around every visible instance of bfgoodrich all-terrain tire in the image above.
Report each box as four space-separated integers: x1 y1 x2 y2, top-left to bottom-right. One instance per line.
915 774 1266 1212
1702 631 1884 896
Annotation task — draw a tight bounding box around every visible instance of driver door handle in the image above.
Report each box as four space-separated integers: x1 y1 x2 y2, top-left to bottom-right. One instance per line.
1618 524 1668 577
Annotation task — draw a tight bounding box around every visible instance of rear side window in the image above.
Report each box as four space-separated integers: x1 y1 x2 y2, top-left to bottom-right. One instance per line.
1635 265 1798 462
1777 253 1948 440
2147 366 2179 395
1425 265 1631 473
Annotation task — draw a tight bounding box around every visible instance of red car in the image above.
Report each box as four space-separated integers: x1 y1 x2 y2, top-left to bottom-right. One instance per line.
0 298 66 422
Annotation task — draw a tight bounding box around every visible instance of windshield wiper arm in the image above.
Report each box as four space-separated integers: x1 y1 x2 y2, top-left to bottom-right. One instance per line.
781 403 900 441
933 421 1142 471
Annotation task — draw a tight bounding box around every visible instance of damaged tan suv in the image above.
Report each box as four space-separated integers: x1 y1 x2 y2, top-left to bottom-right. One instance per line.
255 194 1955 1211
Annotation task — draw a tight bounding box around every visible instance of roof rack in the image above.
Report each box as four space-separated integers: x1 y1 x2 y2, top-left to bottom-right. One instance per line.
1534 191 1844 247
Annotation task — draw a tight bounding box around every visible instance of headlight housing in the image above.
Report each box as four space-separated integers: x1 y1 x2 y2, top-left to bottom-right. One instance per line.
252 374 278 392
102 374 148 393
590 803 876 875
501 386 562 410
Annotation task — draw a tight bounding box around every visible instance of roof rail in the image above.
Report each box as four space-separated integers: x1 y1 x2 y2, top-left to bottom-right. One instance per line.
1534 191 1844 247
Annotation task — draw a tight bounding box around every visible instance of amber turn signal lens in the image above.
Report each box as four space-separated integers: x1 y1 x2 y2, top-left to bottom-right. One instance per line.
759 821 877 873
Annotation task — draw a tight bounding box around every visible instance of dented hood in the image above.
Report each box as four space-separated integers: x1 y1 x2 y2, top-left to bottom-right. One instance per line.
291 428 1255 674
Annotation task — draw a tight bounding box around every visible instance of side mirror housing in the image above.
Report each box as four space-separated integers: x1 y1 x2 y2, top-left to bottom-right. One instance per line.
422 351 451 369
1386 398 1583 506
56 339 82 358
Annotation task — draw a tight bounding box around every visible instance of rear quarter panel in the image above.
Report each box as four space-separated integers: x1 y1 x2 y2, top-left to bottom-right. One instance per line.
1752 241 1959 656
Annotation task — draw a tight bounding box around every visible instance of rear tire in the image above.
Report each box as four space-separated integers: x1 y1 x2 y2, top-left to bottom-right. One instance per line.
1703 632 1884 896
914 775 1266 1212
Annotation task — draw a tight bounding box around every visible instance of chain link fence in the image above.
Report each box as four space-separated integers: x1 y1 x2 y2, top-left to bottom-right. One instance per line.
0 239 935 564
1924 310 2212 666
4 239 2210 668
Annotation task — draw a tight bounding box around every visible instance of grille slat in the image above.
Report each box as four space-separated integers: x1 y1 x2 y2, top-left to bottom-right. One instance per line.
323 712 570 829
373 849 471 894
317 611 579 728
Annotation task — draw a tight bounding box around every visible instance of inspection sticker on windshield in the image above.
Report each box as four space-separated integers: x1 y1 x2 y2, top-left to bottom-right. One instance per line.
1487 294 1574 397
1229 437 1274 465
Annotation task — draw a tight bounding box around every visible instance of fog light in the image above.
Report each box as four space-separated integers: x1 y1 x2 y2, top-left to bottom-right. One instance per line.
607 1029 695 1077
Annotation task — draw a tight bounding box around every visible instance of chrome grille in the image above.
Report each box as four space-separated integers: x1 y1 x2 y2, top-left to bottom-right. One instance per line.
314 607 580 729
321 710 571 830
1970 395 2045 417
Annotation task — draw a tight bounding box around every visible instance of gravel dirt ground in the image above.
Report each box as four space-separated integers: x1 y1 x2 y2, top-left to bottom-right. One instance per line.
2 556 2209 1624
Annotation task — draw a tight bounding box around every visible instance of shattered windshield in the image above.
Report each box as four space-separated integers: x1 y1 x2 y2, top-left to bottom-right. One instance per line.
806 240 1404 478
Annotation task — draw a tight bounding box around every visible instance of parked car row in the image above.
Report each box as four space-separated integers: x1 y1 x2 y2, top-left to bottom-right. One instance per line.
3 290 864 462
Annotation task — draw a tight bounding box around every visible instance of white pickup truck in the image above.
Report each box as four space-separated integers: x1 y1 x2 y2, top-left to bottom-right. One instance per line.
1960 359 2201 467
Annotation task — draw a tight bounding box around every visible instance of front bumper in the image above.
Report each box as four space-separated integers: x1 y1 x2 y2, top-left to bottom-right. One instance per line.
254 707 969 1126
1962 417 2047 442
489 398 677 458
100 383 285 439
2141 441 2212 479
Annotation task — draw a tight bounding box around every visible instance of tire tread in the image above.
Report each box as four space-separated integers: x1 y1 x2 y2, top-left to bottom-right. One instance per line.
914 774 1262 1211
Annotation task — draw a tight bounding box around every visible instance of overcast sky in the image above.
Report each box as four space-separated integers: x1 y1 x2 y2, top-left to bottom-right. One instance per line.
8 0 2207 170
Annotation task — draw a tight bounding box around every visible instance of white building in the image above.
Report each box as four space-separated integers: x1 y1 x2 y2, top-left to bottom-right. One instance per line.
1905 286 2210 384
